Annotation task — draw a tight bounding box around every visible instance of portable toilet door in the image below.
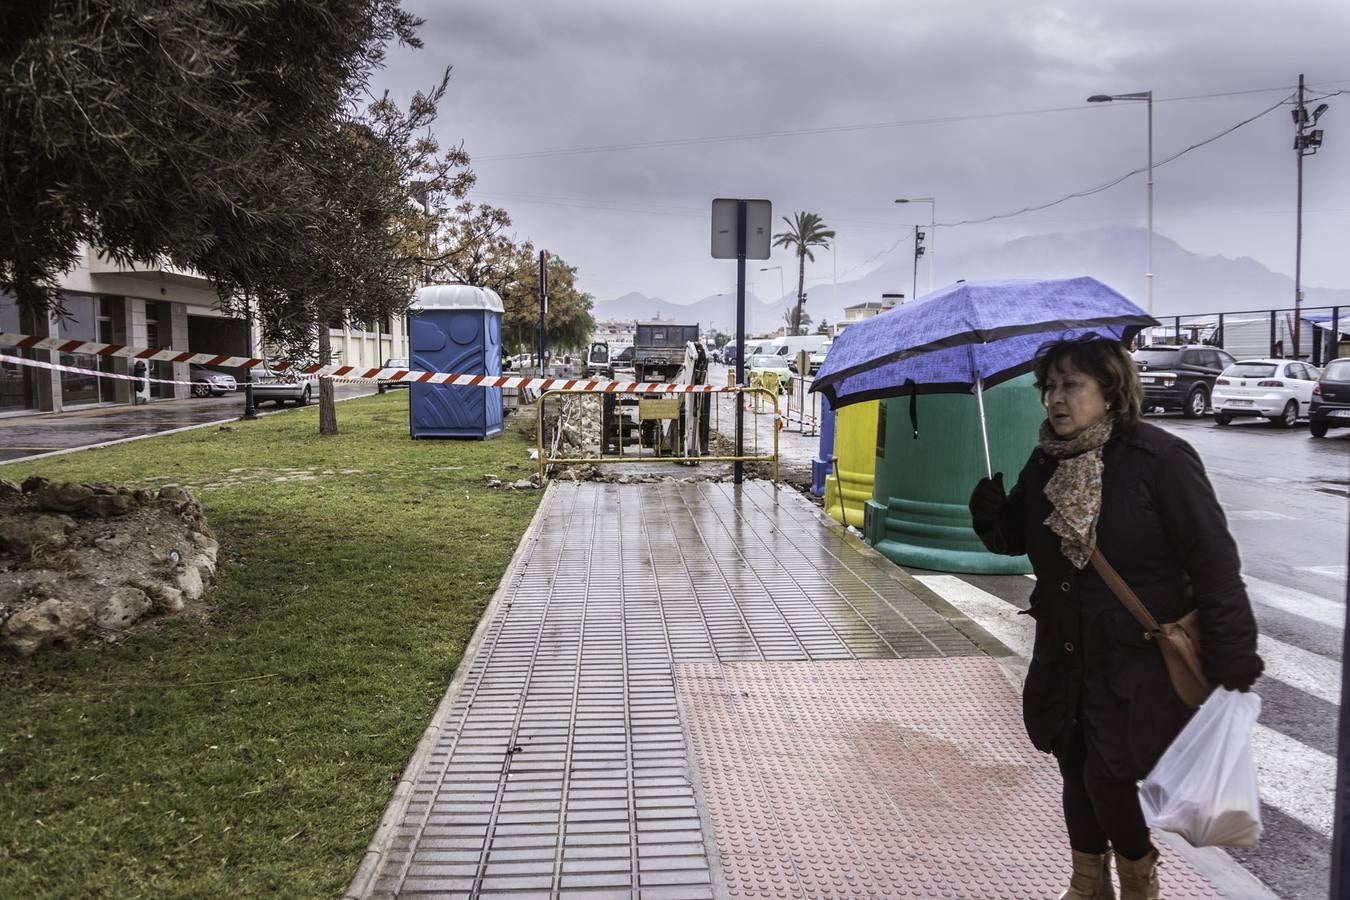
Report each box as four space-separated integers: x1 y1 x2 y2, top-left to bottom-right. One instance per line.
408 284 504 439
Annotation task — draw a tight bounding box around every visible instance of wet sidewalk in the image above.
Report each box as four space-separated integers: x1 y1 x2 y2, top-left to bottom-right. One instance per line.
349 481 1225 899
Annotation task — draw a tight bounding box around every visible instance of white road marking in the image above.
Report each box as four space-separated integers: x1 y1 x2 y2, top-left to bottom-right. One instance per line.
1298 565 1348 581
1244 575 1346 631
1250 724 1336 837
1257 634 1341 705
916 575 1033 657
916 573 1337 838
1226 509 1297 521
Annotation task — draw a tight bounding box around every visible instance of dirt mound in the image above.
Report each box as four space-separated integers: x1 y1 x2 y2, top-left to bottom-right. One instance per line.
0 477 217 656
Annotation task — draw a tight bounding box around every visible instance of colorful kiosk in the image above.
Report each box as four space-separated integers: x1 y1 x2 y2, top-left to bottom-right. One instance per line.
862 374 1042 574
823 401 879 528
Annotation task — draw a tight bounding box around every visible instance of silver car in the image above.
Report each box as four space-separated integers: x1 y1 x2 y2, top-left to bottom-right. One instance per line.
189 365 237 397
250 366 319 406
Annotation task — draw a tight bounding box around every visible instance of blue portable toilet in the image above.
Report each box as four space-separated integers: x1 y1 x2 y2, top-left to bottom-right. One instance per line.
408 284 504 439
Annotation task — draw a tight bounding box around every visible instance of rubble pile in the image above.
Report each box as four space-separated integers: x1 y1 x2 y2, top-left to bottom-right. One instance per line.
0 478 218 656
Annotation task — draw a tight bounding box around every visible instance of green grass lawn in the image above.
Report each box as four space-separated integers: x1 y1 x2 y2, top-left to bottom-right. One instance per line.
0 394 543 897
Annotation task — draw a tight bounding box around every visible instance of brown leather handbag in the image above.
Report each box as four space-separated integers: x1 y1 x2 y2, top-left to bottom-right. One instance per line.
1089 549 1215 708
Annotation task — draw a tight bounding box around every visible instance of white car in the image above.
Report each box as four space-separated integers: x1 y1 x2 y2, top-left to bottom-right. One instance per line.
1212 358 1321 427
747 354 792 392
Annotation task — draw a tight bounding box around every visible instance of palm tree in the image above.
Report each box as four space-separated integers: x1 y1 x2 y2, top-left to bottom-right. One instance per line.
772 211 835 336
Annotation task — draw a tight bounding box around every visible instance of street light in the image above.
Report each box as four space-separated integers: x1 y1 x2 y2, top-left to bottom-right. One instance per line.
894 198 936 295
1088 90 1153 315
759 265 785 302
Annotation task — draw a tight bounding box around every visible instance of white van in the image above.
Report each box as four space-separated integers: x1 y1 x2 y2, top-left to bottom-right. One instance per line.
767 335 830 373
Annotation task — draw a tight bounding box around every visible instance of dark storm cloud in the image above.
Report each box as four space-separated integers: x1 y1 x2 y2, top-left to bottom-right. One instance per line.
376 0 1350 303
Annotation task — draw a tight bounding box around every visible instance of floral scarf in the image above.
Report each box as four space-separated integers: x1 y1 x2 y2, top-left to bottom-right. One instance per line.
1038 415 1115 569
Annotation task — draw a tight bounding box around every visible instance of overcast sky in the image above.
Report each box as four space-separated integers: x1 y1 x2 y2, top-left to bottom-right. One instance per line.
374 0 1350 307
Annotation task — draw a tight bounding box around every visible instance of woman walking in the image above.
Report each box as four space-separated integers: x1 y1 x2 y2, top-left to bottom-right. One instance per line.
968 337 1263 899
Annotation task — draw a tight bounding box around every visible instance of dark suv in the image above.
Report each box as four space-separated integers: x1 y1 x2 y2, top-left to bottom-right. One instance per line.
1132 345 1236 418
1310 358 1350 438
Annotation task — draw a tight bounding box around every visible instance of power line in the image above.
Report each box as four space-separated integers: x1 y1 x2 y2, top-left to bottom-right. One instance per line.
474 82 1325 162
936 93 1294 228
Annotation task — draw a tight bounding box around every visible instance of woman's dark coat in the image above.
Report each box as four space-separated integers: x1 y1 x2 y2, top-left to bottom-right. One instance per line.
973 421 1264 780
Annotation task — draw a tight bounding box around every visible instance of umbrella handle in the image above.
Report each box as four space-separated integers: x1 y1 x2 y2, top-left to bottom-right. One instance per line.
974 377 993 479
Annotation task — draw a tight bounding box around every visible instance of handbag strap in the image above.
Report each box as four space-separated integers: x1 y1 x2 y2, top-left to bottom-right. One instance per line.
1088 549 1162 633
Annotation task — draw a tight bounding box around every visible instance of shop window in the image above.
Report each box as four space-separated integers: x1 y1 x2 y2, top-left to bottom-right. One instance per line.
59 294 100 406
0 293 39 413
145 301 172 398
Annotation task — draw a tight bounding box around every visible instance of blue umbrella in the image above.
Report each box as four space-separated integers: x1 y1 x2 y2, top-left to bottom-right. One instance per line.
810 276 1157 476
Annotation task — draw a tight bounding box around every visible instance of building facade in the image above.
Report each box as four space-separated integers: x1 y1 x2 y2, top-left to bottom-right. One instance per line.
1 246 409 416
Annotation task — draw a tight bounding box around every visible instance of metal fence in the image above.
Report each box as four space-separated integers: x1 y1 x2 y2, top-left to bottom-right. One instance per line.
1139 304 1346 366
536 387 779 482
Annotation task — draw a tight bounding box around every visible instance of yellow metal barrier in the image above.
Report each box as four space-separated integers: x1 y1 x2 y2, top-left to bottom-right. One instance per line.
536 387 779 483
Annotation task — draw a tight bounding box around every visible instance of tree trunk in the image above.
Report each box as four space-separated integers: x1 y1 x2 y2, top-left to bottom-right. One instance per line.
793 250 807 336
318 326 338 435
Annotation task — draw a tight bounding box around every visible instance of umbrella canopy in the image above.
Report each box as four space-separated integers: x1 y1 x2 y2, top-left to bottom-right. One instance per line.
812 277 1156 409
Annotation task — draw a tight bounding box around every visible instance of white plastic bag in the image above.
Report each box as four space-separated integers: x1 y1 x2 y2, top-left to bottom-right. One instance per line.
1137 688 1263 847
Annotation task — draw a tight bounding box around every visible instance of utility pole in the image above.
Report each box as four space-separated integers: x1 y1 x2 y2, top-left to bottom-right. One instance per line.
1292 73 1329 360
1295 74 1306 359
912 228 926 303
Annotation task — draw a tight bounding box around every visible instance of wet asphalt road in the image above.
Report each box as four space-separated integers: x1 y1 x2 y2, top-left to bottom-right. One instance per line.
0 383 378 463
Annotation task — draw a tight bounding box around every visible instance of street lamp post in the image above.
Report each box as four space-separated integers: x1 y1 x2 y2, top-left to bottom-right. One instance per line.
759 265 785 300
895 198 936 295
760 265 787 333
1088 91 1153 316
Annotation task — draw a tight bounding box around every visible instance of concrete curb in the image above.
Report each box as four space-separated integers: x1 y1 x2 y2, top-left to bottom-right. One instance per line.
785 484 1015 658
342 481 552 899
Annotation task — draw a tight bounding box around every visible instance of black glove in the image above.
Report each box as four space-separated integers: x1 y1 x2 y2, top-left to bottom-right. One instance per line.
1220 673 1258 693
968 473 1006 523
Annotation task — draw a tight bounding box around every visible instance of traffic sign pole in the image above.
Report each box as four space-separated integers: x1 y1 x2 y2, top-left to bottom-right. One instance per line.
735 200 746 485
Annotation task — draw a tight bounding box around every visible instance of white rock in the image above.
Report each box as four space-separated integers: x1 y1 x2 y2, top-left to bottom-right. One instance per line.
96 587 152 630
175 565 204 601
1 598 94 655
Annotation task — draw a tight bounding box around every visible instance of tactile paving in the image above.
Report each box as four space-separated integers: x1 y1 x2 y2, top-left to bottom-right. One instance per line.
677 656 1224 899
362 481 993 897
362 482 1231 897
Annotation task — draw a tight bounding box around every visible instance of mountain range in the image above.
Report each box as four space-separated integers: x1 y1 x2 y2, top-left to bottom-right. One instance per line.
590 226 1350 335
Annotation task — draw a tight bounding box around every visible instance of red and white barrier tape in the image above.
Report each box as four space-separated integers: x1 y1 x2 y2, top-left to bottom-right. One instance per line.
0 330 748 394
0 353 389 389
0 353 211 389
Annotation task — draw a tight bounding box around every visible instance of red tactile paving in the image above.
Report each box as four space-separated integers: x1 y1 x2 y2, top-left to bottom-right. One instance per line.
677 657 1224 899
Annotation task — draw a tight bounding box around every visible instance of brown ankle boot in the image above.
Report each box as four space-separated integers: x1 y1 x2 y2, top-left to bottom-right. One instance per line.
1113 849 1160 900
1059 850 1116 899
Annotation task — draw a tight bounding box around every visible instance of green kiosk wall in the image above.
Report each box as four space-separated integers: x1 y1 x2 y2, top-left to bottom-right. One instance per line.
862 374 1043 574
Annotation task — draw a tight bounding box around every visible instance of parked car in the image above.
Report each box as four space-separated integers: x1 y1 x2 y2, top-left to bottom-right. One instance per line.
1310 357 1350 438
251 366 319 406
1212 359 1319 427
377 357 411 393
747 353 791 392
189 365 237 397
1132 344 1236 418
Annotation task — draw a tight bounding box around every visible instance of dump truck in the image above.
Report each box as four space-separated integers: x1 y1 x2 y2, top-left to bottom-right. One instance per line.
633 321 700 383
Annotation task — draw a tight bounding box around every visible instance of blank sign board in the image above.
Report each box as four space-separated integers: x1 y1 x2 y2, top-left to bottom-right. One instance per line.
711 199 772 260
